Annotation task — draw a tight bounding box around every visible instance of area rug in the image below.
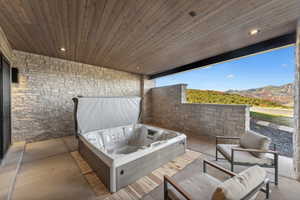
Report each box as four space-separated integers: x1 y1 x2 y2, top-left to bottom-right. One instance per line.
71 149 202 200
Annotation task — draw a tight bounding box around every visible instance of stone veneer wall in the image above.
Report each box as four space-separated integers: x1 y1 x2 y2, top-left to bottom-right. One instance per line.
150 84 249 137
11 50 147 142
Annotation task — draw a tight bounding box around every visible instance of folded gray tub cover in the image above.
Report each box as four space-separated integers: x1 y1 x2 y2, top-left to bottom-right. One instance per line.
74 96 141 135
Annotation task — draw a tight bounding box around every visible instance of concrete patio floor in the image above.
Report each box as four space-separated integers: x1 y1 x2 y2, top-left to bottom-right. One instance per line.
0 134 300 200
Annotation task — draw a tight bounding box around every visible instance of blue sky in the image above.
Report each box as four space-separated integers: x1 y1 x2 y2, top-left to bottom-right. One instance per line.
156 46 295 91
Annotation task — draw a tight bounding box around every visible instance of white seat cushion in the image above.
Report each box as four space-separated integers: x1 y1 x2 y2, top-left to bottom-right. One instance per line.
240 130 271 158
167 173 221 200
211 166 266 200
217 144 273 165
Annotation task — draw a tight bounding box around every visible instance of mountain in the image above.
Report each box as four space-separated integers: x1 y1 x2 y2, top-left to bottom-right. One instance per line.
187 89 288 108
226 83 293 107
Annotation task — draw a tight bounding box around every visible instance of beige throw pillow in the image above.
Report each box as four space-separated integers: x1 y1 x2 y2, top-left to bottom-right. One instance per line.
211 165 266 200
240 130 271 158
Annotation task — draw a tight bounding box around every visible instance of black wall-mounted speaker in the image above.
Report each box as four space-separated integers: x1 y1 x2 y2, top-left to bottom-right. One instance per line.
11 68 18 83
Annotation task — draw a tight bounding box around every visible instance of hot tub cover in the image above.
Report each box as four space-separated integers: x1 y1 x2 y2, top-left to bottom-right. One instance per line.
74 96 141 134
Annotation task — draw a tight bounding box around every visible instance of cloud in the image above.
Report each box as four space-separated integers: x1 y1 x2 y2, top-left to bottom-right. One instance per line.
226 74 235 79
281 64 288 67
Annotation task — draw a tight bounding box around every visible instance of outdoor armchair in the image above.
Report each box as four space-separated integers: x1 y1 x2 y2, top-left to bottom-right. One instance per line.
216 130 279 185
164 160 270 200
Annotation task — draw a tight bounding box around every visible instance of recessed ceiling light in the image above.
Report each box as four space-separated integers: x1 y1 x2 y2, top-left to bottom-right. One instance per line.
60 47 66 52
249 29 259 36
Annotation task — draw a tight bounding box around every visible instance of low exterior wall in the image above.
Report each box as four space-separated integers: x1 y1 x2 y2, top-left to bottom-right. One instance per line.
151 84 249 137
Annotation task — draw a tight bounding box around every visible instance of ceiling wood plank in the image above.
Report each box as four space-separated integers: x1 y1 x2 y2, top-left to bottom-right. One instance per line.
0 0 299 75
124 0 300 73
120 0 279 69
149 32 296 79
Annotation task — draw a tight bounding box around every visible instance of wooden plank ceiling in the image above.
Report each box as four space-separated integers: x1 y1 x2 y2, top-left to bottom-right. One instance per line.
0 0 299 76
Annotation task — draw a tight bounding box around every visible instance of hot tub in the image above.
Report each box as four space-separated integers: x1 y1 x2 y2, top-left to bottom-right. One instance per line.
73 96 186 192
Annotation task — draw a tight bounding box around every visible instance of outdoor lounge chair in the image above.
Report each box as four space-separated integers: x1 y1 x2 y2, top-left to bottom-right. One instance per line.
216 130 279 185
164 160 270 200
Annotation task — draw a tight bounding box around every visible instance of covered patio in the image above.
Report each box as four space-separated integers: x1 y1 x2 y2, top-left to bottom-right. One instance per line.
1 135 299 200
1 0 300 199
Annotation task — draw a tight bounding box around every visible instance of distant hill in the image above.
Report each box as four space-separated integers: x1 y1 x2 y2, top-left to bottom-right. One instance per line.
226 83 293 107
187 89 289 108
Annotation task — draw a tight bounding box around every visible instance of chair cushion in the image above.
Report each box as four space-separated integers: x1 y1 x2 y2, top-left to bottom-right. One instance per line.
217 144 273 165
167 173 221 200
211 166 266 200
240 130 271 158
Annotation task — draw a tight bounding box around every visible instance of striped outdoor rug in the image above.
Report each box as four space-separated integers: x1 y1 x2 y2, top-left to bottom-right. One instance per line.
71 149 201 200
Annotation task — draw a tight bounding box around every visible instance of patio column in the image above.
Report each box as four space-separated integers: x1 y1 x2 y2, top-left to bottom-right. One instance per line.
140 75 155 124
294 19 300 181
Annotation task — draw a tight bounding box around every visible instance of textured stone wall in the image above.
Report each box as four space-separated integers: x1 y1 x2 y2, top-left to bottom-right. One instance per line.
11 50 146 142
0 26 13 61
294 20 300 181
151 84 249 137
